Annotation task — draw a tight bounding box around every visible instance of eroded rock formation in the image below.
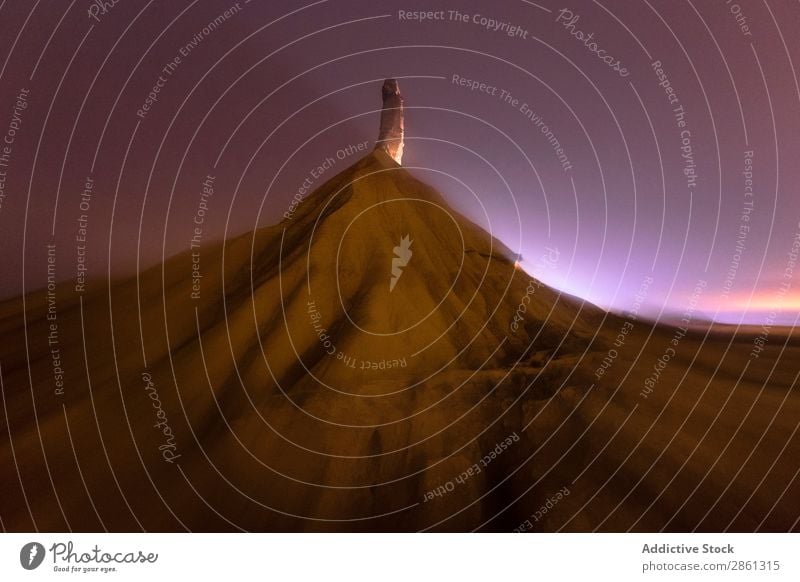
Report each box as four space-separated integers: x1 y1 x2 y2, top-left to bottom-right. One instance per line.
376 78 404 164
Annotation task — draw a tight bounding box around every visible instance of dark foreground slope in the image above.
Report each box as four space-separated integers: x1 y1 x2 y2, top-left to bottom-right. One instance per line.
1 150 798 531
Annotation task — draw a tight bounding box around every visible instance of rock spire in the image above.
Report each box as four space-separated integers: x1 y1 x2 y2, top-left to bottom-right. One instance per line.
375 78 404 164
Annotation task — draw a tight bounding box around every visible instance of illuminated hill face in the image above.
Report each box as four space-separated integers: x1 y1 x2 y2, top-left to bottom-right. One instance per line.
252 148 593 383
0 140 601 530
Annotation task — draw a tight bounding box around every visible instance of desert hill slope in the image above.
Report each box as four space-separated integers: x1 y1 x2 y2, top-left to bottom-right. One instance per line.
0 148 606 531
0 149 798 532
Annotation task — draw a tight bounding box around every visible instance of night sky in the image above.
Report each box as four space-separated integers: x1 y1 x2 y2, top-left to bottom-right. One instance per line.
1 0 798 325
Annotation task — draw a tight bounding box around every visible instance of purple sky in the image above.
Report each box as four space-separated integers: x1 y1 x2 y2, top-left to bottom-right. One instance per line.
1 0 798 325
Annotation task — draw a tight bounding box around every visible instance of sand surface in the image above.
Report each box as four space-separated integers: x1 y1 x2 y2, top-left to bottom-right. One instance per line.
1 151 798 531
